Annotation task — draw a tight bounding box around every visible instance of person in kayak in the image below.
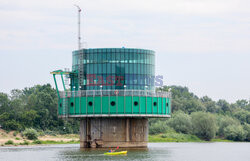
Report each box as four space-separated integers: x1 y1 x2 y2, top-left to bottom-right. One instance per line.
109 146 119 153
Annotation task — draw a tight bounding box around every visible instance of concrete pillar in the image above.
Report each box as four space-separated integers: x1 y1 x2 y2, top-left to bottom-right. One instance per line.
79 118 148 148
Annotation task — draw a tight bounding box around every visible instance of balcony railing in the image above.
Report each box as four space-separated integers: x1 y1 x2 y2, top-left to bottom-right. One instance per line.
59 90 171 98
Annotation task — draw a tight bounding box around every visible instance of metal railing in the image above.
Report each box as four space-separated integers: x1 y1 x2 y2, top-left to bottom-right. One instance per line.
59 90 171 98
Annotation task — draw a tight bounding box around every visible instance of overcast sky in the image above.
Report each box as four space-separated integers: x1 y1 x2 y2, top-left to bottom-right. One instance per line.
0 0 250 102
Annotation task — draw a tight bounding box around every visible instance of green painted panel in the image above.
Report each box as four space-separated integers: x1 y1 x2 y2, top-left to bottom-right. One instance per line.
153 97 158 114
167 98 171 115
133 96 139 114
118 96 125 114
80 97 87 114
75 97 80 114
102 97 109 114
110 96 117 114
146 97 152 114
58 99 63 115
163 98 166 114
58 95 171 116
94 97 101 114
125 96 132 114
69 97 75 114
140 97 146 113
58 99 61 115
158 97 162 114
87 97 94 114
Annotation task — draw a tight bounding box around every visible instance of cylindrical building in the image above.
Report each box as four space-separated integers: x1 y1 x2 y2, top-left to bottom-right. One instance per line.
51 48 171 148
72 48 155 91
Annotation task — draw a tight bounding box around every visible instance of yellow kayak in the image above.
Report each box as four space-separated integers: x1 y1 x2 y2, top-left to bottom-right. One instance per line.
104 151 127 155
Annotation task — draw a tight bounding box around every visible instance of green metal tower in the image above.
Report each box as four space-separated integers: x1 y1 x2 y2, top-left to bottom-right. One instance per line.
51 48 171 148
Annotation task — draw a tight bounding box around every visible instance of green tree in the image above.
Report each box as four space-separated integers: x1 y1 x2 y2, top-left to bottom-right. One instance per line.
216 115 240 137
191 112 217 140
217 99 231 113
0 93 10 113
224 124 246 141
235 99 249 109
232 109 250 124
200 96 218 113
149 121 168 135
23 128 38 140
243 124 250 141
168 111 192 134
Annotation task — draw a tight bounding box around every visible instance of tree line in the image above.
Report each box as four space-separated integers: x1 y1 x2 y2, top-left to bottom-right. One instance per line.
0 84 250 141
149 86 250 141
0 84 79 134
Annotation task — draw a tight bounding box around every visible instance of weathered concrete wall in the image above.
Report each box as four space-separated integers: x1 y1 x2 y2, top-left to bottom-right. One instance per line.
80 118 148 148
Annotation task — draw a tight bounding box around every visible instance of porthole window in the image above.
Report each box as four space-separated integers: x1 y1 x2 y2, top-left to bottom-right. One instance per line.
153 102 157 106
111 101 115 106
88 101 93 106
71 102 74 107
134 101 138 106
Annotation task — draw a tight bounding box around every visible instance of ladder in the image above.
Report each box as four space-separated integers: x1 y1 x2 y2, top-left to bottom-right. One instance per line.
78 50 84 88
62 96 69 118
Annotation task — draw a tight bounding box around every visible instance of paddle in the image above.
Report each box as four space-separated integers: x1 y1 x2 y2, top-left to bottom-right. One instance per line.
114 146 119 152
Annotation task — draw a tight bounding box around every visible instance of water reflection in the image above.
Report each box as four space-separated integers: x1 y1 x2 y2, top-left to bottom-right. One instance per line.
1 143 250 161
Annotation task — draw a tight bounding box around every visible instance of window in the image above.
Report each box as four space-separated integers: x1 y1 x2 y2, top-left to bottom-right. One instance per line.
86 54 89 63
120 63 125 74
111 53 116 62
107 63 111 73
107 53 111 63
135 53 138 63
89 53 93 63
98 53 102 63
103 53 107 62
120 53 124 63
138 64 141 74
129 64 133 74
134 63 137 74
129 53 133 63
111 64 115 74
98 64 102 74
116 52 120 62
125 63 129 73
87 64 90 74
89 64 94 73
94 53 97 63
102 63 106 74
94 64 97 74
125 53 129 63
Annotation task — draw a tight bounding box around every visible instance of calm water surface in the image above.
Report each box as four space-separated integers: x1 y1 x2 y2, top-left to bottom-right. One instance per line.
0 143 250 161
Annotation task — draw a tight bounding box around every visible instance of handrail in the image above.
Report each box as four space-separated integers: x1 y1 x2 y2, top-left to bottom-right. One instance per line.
59 90 171 98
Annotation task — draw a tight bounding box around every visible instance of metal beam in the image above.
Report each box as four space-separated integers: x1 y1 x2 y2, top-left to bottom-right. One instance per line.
53 74 60 99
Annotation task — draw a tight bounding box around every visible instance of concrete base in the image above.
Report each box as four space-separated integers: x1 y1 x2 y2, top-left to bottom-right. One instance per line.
80 118 148 148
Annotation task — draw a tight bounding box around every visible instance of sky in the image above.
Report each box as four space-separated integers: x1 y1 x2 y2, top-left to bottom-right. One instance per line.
0 0 250 102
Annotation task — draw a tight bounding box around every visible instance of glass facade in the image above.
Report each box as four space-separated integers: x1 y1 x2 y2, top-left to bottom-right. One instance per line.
72 48 155 90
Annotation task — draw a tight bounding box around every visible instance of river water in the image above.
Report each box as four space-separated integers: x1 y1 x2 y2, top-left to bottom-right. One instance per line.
0 143 249 161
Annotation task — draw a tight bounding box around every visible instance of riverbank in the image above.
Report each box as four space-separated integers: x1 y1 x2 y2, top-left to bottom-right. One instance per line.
0 130 79 146
148 133 232 142
0 130 233 147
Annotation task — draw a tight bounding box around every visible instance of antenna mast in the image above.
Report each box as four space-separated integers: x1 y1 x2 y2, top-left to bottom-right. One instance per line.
74 5 84 88
74 5 81 49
